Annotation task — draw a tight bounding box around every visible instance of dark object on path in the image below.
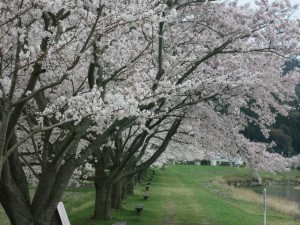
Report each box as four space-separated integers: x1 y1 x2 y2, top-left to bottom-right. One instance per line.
143 193 149 200
145 184 150 191
135 204 144 214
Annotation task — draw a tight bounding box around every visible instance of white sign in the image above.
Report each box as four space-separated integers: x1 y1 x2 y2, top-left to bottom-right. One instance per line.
57 202 71 225
263 188 266 225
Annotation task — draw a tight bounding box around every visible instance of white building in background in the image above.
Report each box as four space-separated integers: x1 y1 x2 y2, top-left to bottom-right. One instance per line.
210 156 243 167
231 157 244 167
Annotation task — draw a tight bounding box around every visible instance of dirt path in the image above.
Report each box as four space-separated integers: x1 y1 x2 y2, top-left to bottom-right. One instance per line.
162 185 179 225
160 172 213 225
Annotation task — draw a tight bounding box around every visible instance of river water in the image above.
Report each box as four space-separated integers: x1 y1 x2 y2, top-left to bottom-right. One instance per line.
249 184 300 203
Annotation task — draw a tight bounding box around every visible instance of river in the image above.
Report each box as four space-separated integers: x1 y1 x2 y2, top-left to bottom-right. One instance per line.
248 184 300 203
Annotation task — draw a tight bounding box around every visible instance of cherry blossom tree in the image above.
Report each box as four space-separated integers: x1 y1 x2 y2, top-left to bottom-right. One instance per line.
87 0 300 220
1 0 300 224
0 1 159 224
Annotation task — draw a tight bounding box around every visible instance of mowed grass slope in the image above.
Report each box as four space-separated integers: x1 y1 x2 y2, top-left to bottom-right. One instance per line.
64 165 300 225
1 165 300 225
160 166 300 225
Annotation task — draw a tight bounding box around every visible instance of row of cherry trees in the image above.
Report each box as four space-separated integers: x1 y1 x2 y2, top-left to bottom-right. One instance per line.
1 0 300 224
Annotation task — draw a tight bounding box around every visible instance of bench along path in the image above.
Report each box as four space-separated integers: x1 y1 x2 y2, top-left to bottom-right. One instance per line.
159 168 211 225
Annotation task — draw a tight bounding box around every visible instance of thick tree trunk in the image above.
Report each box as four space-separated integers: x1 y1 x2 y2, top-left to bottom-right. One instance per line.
0 162 72 225
93 164 113 220
0 150 76 225
94 181 113 220
125 175 134 195
111 179 123 210
0 182 34 225
137 169 146 183
0 162 62 225
0 196 61 225
0 137 34 225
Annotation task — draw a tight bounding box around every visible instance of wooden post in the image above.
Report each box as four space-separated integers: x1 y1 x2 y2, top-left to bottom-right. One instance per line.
264 188 266 225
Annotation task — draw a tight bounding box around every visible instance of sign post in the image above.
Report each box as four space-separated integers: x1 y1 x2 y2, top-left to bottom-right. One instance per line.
57 202 71 225
264 188 266 225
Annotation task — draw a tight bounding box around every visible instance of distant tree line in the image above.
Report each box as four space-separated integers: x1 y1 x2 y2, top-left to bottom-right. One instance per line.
243 59 300 157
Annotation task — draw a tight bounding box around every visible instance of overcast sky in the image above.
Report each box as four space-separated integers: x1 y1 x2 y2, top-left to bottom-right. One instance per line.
236 0 300 18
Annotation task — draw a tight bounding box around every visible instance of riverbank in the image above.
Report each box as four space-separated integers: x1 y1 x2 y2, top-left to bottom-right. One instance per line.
66 166 300 225
228 185 300 220
223 168 300 186
1 166 300 225
215 168 300 221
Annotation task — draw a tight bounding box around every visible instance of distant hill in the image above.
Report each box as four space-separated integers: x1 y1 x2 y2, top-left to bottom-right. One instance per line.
243 59 300 156
283 58 300 75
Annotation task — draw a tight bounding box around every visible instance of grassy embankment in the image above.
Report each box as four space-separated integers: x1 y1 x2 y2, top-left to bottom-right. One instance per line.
1 166 300 225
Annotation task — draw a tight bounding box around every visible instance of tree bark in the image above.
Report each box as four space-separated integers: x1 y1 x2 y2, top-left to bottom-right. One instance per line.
137 169 146 183
93 165 113 220
94 181 112 220
0 181 34 225
1 139 77 225
0 160 62 225
125 175 135 195
0 159 74 225
111 179 124 210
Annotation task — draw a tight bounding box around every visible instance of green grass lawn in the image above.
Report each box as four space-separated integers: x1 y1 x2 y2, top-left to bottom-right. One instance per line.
1 166 300 225
64 166 300 225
